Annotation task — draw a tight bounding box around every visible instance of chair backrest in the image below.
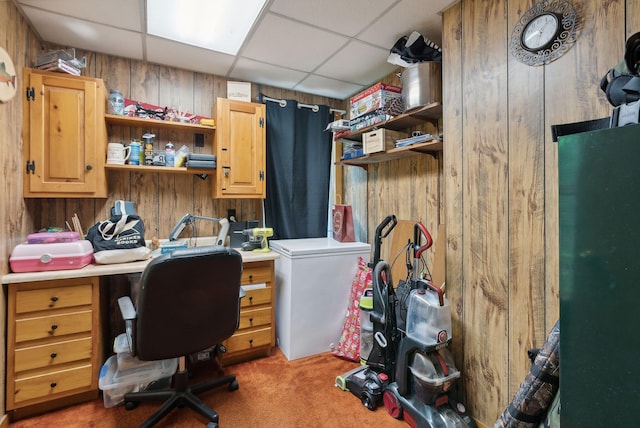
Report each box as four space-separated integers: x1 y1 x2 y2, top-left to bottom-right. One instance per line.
134 245 243 361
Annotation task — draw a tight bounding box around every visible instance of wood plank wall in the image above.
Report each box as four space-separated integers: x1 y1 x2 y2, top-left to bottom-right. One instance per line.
436 0 640 425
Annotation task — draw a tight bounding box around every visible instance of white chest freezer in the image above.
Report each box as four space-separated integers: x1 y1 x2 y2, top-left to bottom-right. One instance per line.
270 238 371 361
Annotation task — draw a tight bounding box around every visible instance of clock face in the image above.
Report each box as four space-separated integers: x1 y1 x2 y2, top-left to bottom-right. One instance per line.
521 13 560 51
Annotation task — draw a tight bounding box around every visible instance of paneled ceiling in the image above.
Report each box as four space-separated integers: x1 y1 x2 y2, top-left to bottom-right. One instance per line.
14 0 453 100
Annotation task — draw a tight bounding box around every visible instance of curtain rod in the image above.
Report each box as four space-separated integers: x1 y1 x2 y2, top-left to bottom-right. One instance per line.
261 95 346 116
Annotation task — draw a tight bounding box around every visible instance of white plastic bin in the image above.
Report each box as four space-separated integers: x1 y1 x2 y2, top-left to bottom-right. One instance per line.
98 354 177 408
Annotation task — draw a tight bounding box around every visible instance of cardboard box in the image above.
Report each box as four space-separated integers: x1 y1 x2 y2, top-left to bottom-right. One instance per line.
363 128 409 154
349 83 401 120
227 81 252 102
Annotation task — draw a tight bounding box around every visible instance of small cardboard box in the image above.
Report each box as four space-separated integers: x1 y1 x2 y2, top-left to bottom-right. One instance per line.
363 129 409 154
350 83 401 120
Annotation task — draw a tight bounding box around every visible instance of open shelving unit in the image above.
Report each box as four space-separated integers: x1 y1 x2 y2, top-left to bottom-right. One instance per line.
336 102 443 167
104 114 216 175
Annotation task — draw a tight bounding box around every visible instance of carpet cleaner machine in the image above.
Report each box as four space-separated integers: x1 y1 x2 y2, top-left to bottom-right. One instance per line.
337 216 476 428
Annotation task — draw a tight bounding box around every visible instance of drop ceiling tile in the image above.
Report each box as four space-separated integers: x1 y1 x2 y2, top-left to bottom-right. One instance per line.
21 6 143 59
230 58 308 90
294 75 364 100
269 0 396 38
241 13 348 72
146 36 235 76
358 0 452 48
18 0 142 31
315 40 399 85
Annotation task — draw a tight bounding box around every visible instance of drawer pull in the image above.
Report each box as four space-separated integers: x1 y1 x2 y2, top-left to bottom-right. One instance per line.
249 274 253 282
50 352 57 359
249 339 253 345
50 324 58 333
51 296 58 302
50 382 57 388
249 317 254 323
249 296 253 303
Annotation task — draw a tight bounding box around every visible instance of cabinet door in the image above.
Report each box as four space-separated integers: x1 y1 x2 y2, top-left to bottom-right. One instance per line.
214 98 265 198
23 69 107 197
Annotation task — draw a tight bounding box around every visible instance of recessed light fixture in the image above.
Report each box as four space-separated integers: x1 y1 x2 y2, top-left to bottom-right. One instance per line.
146 0 267 55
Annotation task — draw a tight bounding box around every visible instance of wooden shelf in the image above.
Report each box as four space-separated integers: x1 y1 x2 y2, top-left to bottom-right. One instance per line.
338 102 442 142
338 139 443 167
105 164 214 175
105 114 215 132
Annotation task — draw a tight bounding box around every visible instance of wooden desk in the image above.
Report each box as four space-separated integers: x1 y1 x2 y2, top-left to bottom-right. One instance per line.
1 250 278 418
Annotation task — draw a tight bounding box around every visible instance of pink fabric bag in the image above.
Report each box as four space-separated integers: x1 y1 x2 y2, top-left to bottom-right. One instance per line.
331 256 372 361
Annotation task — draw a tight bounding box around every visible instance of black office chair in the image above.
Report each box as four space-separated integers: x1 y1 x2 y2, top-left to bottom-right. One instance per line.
117 245 244 428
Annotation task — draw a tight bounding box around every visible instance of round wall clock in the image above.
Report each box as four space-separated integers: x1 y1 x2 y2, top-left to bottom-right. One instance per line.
0 46 18 103
510 0 578 66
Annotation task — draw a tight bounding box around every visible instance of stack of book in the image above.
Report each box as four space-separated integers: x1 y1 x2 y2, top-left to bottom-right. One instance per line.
36 58 81 75
186 153 216 170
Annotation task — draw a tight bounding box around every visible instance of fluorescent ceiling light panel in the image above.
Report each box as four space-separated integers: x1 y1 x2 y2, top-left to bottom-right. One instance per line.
147 0 266 55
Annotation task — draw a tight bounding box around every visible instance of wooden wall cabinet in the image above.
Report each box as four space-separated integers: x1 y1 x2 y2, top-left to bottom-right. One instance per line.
22 68 107 198
6 277 103 418
213 98 266 198
220 259 275 365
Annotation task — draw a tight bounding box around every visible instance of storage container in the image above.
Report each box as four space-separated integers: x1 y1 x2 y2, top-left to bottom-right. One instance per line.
405 286 452 346
410 349 460 403
26 231 80 244
363 129 409 154
400 61 442 112
9 240 94 273
98 355 177 408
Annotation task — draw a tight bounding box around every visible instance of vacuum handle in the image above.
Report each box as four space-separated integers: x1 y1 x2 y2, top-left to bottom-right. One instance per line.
413 222 433 259
371 215 397 266
418 278 445 306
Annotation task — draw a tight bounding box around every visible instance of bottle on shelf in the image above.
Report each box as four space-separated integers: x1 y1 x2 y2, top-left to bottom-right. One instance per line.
165 141 175 167
142 133 155 166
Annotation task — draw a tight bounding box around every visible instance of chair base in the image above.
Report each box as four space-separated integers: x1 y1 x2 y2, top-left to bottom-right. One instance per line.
124 368 238 428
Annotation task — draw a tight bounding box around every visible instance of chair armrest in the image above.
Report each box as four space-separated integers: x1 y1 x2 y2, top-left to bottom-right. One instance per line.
117 296 137 353
118 296 137 320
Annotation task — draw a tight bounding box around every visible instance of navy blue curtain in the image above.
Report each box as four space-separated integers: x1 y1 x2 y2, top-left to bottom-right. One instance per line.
261 95 333 239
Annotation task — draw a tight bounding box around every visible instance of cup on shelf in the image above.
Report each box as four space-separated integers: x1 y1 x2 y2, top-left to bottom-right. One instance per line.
107 142 130 165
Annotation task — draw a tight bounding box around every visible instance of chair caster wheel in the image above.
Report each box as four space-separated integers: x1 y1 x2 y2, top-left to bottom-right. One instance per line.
124 401 138 411
229 380 239 391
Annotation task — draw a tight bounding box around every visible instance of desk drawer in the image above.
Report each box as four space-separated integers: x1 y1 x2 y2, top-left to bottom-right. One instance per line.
241 263 272 284
241 287 271 308
16 284 93 314
15 337 93 372
238 307 271 330
13 364 93 404
224 327 272 353
15 310 93 343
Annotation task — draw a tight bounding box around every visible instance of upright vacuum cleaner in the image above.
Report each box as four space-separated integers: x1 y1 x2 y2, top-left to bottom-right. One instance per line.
382 222 476 428
335 215 398 410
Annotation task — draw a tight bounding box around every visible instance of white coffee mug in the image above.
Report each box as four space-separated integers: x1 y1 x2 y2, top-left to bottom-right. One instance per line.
107 142 130 165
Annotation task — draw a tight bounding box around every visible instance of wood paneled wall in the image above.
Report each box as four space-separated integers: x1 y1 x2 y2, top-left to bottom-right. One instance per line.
438 0 639 425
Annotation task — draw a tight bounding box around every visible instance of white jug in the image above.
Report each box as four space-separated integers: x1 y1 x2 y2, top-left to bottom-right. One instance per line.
107 142 130 165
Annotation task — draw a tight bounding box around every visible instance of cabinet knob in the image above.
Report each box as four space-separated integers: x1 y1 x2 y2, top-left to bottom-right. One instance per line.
50 352 57 359
249 339 253 345
50 382 57 388
249 296 253 303
249 317 254 323
50 324 58 332
51 296 58 302
248 274 253 281
86 164 93 171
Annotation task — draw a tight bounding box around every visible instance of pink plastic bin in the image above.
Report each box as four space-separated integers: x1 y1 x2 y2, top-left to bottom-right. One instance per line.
10 240 94 273
27 231 80 244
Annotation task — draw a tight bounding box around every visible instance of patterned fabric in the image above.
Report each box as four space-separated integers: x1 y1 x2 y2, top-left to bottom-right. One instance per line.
331 257 372 361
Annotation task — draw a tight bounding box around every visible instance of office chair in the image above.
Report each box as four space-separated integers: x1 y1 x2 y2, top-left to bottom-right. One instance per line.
117 245 244 428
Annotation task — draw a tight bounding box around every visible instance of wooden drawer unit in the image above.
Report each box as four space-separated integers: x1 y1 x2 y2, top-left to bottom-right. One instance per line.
6 277 103 414
221 259 275 364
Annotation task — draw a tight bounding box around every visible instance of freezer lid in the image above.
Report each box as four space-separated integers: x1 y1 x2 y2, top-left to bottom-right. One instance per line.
269 237 370 257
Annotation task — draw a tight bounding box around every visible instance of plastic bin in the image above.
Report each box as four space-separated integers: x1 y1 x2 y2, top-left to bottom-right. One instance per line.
98 354 177 408
113 333 156 371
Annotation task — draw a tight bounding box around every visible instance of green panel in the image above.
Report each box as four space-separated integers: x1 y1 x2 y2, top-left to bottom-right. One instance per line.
559 123 640 428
